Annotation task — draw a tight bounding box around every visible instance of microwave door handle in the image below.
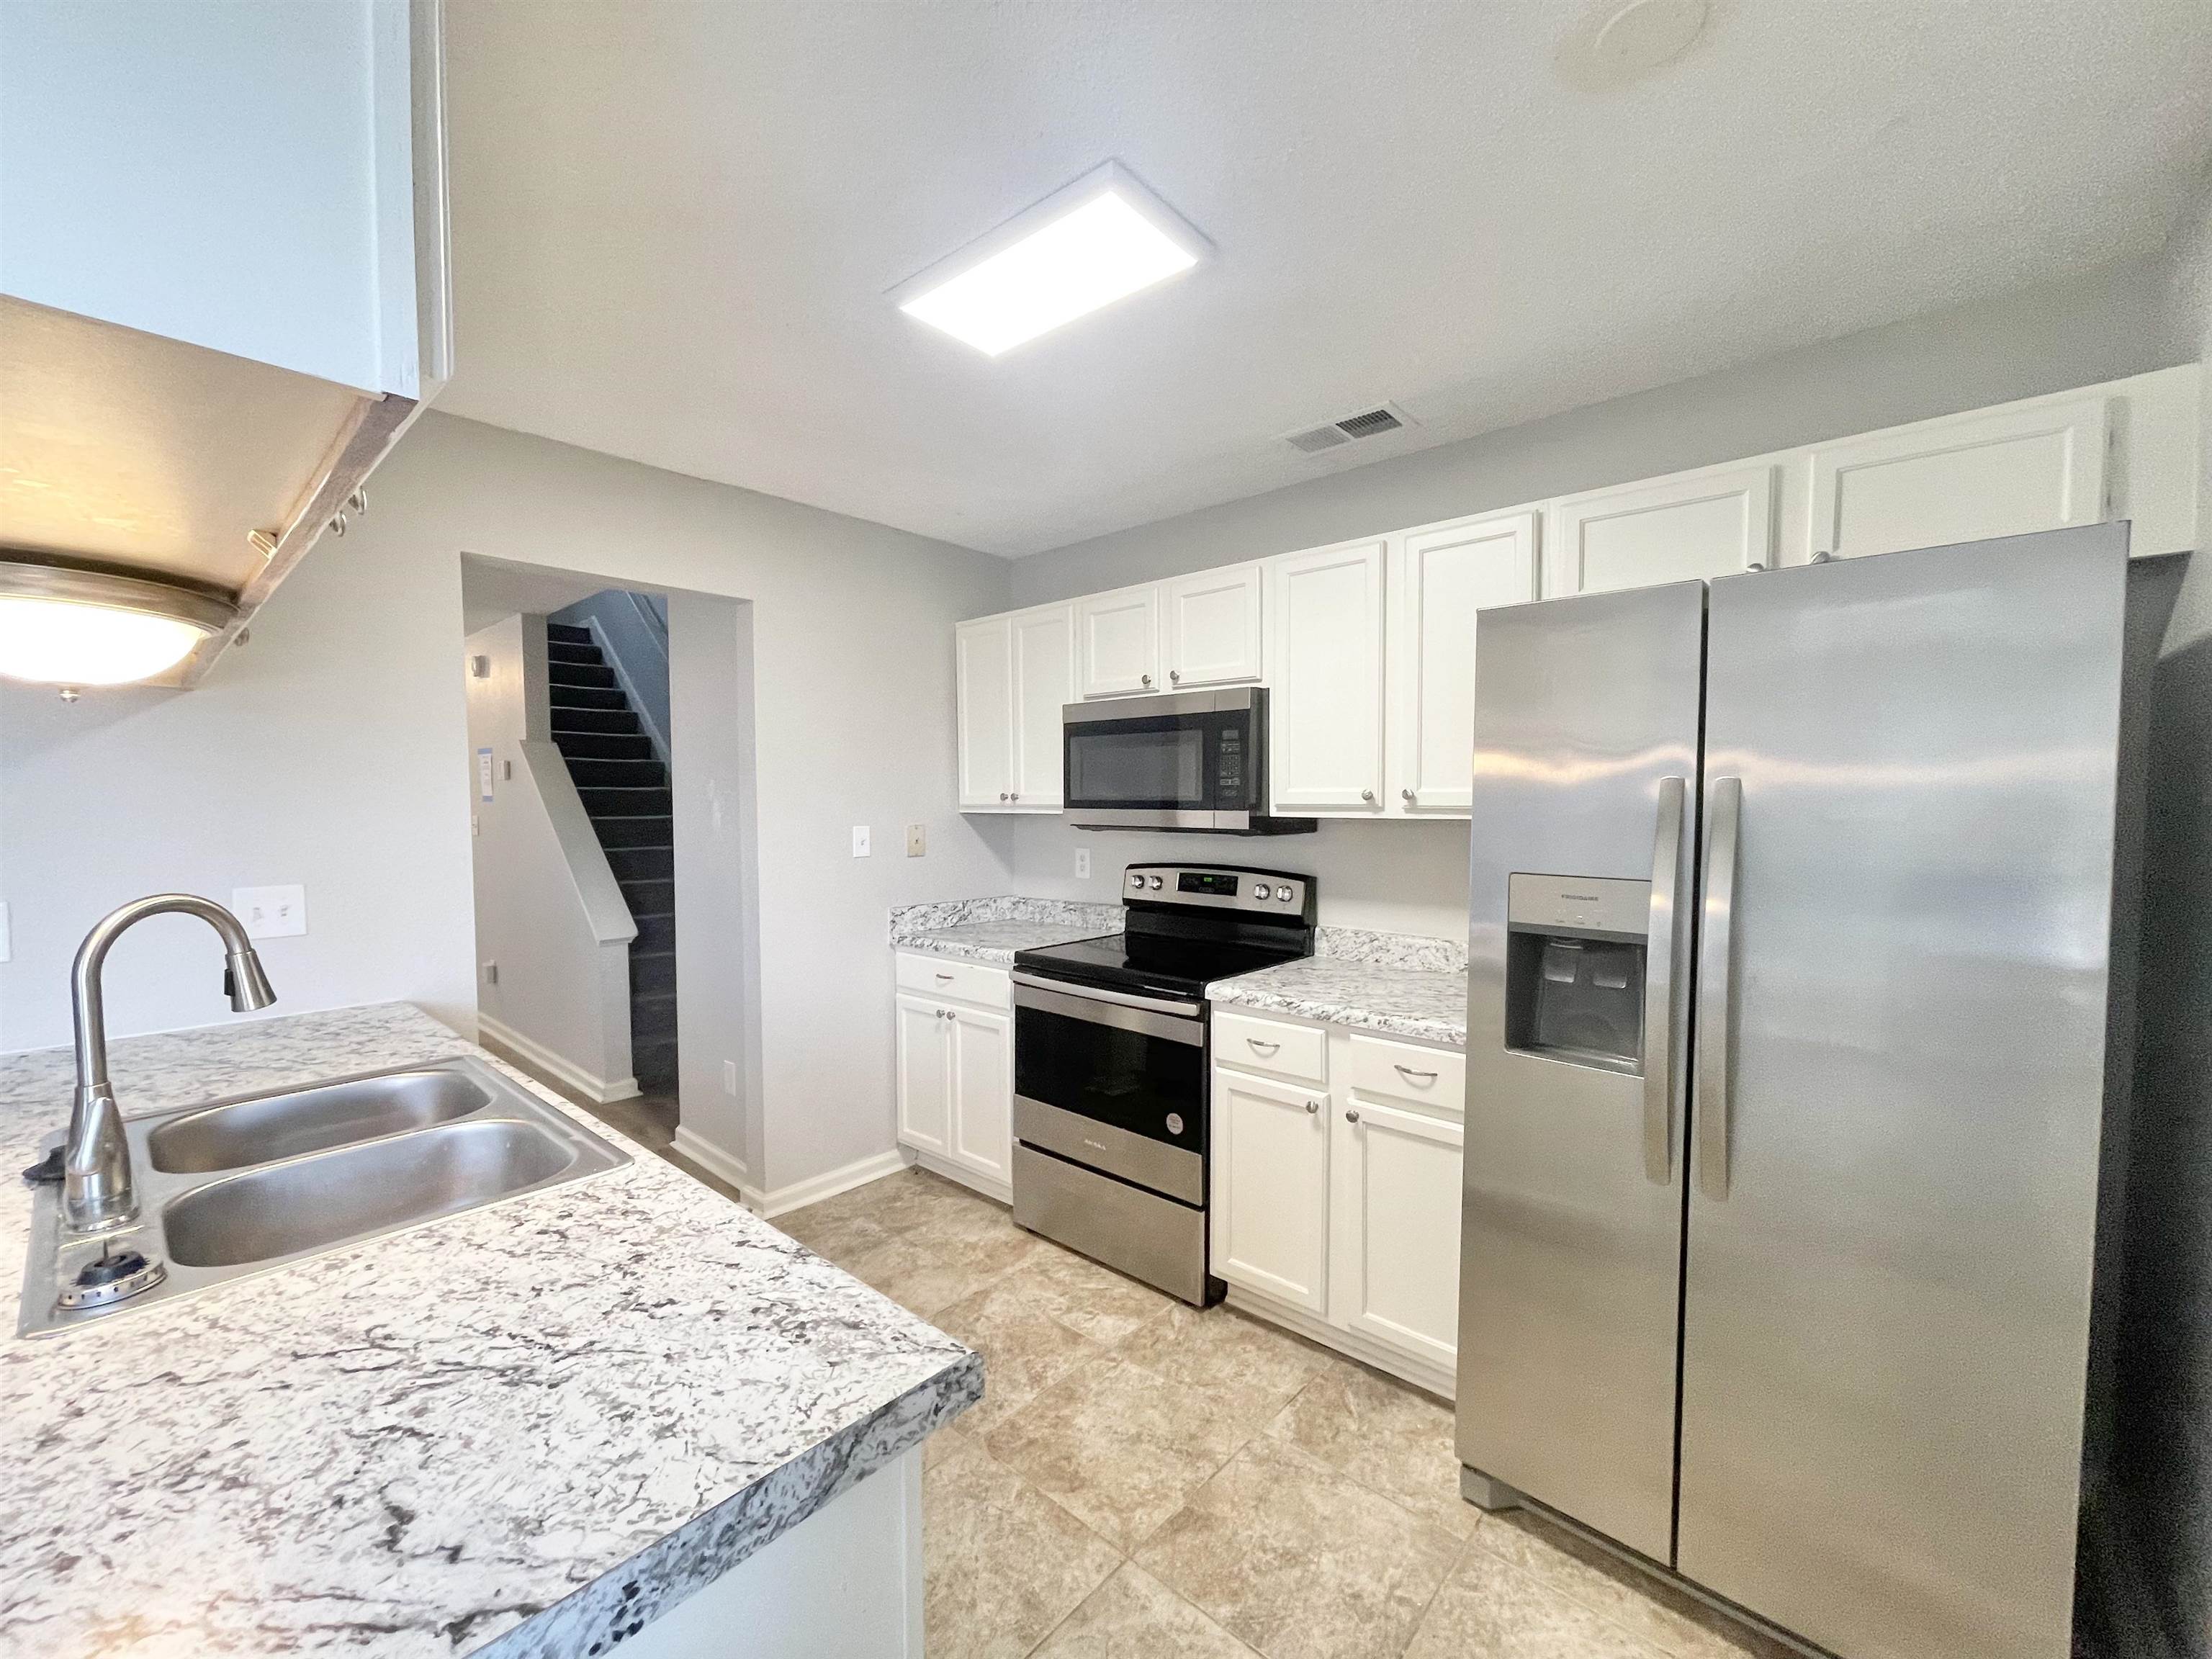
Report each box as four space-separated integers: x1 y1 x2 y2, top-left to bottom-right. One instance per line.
1696 776 1743 1201
1642 775 1686 1185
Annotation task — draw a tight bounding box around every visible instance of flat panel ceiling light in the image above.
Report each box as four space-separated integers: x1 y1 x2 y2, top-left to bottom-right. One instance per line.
0 558 235 686
894 162 1208 356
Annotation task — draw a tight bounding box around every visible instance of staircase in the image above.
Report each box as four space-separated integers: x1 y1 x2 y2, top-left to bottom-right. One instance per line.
546 621 678 1092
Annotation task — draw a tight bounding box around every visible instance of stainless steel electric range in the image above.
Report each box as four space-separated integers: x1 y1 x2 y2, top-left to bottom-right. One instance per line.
1009 863 1316 1305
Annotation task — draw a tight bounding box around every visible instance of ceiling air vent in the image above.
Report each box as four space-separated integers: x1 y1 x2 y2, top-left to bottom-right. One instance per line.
1281 403 1415 456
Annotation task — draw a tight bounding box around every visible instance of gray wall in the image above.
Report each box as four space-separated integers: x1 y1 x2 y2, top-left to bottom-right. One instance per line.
2114 174 2212 1659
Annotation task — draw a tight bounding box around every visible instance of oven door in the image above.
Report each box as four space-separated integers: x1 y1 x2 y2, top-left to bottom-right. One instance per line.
1063 689 1262 830
1011 976 1205 1204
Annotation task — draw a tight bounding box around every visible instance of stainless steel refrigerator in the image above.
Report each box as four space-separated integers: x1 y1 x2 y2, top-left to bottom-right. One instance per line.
1455 522 2147 1659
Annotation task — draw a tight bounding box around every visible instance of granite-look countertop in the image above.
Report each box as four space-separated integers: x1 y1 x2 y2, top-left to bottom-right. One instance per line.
889 896 1122 966
0 1003 979 1659
1210 932 1470 1048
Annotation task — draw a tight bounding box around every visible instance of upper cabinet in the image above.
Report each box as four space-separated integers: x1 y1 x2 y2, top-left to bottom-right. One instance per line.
1546 462 1776 596
1164 563 1264 688
951 365 2198 823
1267 539 1388 814
1388 510 1540 816
958 603 1074 812
1807 395 2107 560
1077 584 1163 697
0 0 451 686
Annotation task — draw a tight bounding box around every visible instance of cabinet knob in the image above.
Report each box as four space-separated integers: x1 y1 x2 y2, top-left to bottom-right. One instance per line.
1141 673 1153 686
1169 670 1180 683
1401 788 1415 804
1345 1110 1359 1123
1305 1100 1320 1115
1010 791 1019 801
998 792 1008 801
1360 789 1375 803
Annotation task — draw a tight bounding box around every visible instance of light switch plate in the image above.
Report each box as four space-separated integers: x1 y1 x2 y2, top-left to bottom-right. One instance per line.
233 884 307 939
852 825 871 858
1075 848 1091 878
722 1060 738 1095
0 899 11 963
906 824 927 858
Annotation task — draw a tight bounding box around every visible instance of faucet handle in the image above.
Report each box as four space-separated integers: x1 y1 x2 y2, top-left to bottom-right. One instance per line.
22 1146 63 1187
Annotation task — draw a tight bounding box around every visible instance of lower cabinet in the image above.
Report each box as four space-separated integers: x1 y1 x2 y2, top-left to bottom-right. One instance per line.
892 957 1013 1201
1211 1067 1332 1313
1211 1011 1465 1395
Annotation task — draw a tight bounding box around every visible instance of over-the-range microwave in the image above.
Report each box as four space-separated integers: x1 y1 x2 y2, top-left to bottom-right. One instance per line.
1062 688 1316 835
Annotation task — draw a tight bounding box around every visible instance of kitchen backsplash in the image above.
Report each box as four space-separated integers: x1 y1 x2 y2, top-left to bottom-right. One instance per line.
889 895 1125 943
1314 925 1467 974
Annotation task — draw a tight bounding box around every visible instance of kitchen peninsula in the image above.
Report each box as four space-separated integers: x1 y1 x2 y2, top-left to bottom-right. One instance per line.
0 1004 976 1659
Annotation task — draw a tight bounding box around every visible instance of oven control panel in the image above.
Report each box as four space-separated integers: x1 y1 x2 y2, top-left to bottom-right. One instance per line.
1124 864 1313 918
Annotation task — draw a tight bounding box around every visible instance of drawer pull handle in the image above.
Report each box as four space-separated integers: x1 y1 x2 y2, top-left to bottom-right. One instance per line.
1247 1038 1280 1053
1394 1064 1439 1082
935 972 954 981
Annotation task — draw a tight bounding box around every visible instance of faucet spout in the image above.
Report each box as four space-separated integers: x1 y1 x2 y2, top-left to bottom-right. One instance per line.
66 894 277 1231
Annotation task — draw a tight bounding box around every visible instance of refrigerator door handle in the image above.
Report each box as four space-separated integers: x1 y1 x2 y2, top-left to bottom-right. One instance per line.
1696 775 1743 1200
1641 775 1687 1184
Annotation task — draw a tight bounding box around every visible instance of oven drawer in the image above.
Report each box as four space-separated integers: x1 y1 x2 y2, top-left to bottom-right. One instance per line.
1015 1094 1203 1205
1213 1010 1328 1086
895 952 1011 1010
1348 1033 1465 1115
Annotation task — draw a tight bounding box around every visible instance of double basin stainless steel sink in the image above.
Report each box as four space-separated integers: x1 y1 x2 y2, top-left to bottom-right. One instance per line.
17 1057 628 1337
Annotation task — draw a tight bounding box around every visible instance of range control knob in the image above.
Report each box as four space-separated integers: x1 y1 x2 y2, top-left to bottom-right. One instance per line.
1128 872 1145 889
1249 880 1270 899
1275 885 1295 902
1147 875 1164 890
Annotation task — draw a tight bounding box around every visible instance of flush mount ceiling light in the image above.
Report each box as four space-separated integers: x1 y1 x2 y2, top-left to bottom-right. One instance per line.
893 161 1208 356
0 558 236 688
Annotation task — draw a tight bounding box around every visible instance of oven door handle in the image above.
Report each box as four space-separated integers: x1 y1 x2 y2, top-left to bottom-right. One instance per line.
1012 976 1205 1045
1012 974 1201 1020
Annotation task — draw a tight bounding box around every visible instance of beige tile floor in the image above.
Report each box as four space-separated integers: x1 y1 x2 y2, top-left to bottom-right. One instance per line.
772 1168 1797 1659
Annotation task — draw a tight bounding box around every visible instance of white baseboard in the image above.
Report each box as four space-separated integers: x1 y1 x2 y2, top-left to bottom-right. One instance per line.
905 1146 1011 1207
477 1015 641 1106
752 1148 912 1219
1224 1285 1456 1402
670 1125 763 1205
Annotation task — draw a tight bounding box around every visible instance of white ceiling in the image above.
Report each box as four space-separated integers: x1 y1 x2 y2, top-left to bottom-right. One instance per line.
438 1 2212 558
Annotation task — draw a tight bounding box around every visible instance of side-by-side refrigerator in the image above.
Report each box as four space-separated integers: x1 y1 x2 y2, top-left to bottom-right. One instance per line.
1455 522 2146 1659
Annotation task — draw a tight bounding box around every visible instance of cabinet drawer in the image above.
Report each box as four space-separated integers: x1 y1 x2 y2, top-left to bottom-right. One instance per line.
895 953 1012 1010
1348 1034 1465 1115
1213 1010 1328 1086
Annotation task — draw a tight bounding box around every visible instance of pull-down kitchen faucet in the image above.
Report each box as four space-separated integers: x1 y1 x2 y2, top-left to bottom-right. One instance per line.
64 895 276 1231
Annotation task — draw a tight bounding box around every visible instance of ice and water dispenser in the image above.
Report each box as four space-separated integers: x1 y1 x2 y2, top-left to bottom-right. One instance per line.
1503 874 1650 1074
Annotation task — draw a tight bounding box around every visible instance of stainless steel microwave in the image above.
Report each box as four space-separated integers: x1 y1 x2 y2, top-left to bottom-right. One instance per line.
1062 688 1316 835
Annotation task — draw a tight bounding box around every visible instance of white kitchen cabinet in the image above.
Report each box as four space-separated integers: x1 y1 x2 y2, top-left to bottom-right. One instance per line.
1211 1066 1331 1313
955 615 1013 809
1332 1097 1464 1372
1009 603 1075 810
894 995 952 1157
948 1004 1013 1188
1163 563 1264 688
1545 463 1776 597
1265 539 1388 814
1388 509 1540 815
1807 394 2109 561
1078 584 1164 697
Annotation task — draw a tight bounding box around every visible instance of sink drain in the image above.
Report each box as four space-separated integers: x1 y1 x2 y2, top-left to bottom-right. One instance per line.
58 1246 167 1310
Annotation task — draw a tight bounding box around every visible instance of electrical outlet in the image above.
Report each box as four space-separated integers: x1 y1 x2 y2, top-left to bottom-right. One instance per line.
906 823 927 858
851 824 871 858
1075 848 1091 879
0 899 10 963
483 961 499 986
722 1060 738 1095
233 885 307 939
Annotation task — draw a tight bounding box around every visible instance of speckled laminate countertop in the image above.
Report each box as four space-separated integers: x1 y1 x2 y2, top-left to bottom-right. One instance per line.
0 1003 978 1659
1209 953 1469 1048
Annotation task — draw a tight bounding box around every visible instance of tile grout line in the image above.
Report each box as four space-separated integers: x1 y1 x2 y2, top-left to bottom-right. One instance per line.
1394 1529 1480 1658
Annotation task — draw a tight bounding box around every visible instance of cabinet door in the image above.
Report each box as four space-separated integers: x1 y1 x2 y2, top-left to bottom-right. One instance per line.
894 996 950 1155
1266 539 1388 813
1164 563 1263 688
1077 585 1163 697
1546 464 1774 597
1388 511 1539 815
956 615 1013 809
1009 604 1075 809
948 1005 1013 1185
1807 395 2109 561
1211 1067 1331 1312
1334 1099 1463 1372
